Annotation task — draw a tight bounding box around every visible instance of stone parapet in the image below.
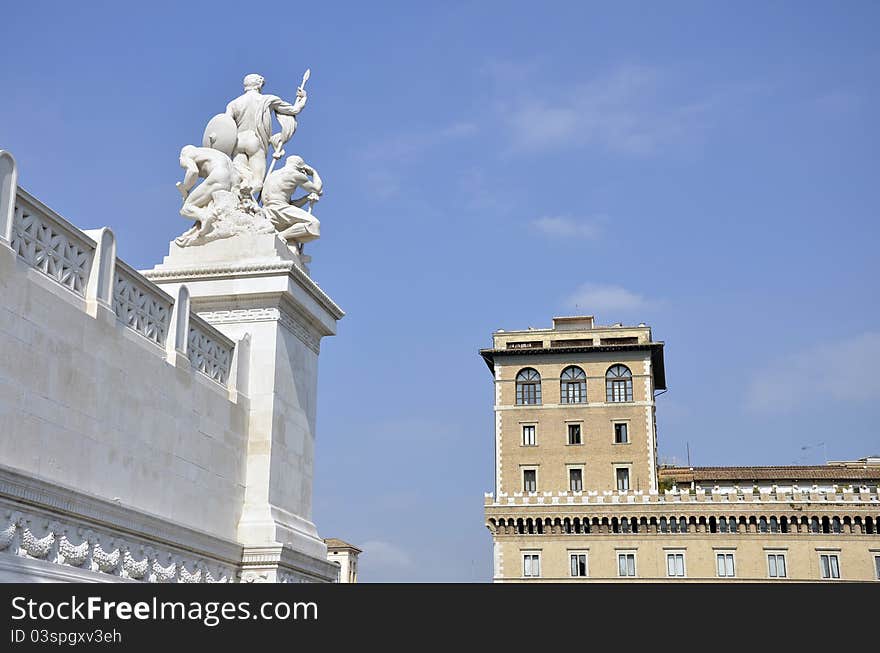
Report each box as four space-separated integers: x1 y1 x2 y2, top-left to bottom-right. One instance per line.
484 486 880 506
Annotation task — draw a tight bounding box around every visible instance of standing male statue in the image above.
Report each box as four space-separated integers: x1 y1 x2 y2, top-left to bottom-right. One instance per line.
223 73 307 193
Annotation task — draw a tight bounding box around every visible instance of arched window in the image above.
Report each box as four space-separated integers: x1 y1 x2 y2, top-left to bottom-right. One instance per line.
719 517 728 533
516 368 542 405
659 517 668 533
605 364 633 402
759 517 769 533
560 366 586 404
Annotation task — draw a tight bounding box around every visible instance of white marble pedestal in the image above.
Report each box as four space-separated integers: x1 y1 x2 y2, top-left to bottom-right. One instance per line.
144 233 344 582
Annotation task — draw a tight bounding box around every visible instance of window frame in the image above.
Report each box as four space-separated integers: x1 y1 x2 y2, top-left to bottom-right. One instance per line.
605 364 634 403
568 466 584 492
559 366 587 405
521 423 536 447
613 421 629 444
766 551 788 579
515 368 542 406
819 553 840 580
617 551 637 578
566 422 582 445
522 467 538 493
569 551 589 578
522 551 542 578
665 551 686 578
615 466 631 491
715 551 736 578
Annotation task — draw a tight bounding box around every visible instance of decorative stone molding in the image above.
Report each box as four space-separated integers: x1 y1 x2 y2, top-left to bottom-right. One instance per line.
144 261 296 280
0 509 235 583
484 488 880 506
643 357 656 491
0 465 240 583
3 187 236 389
240 544 338 583
10 195 94 297
114 263 172 346
198 306 322 354
188 315 233 384
494 364 503 494
142 259 344 322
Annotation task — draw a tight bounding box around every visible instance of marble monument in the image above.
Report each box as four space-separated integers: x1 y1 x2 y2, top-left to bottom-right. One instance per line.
0 70 358 582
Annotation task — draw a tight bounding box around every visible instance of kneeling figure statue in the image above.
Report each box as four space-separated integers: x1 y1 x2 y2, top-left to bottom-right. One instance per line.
261 155 323 252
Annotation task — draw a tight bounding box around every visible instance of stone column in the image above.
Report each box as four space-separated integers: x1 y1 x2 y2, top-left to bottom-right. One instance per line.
0 150 17 245
145 233 343 582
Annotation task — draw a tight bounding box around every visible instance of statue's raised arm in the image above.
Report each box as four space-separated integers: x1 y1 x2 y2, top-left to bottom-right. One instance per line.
174 69 325 255
267 87 307 155
220 73 309 194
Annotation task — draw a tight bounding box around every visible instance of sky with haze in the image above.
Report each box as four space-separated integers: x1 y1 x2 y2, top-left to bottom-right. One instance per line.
1 1 878 581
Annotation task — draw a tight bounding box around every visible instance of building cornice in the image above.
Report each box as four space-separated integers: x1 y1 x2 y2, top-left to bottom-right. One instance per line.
142 261 344 322
480 342 666 389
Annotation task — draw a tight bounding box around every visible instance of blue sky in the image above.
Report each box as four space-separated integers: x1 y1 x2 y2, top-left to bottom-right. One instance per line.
2 2 878 581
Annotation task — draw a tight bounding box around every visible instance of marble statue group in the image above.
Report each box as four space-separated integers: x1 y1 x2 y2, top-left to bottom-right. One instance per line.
175 71 323 251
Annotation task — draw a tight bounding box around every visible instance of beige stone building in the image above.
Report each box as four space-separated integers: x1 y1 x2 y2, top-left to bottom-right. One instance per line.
481 316 880 582
325 538 361 583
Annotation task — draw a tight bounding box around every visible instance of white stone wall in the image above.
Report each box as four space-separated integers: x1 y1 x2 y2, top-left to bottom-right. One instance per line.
0 151 343 582
0 199 250 544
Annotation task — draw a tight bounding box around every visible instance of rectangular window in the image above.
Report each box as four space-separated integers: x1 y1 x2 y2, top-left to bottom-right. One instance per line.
563 382 584 404
569 468 583 492
607 379 633 402
820 553 840 579
875 555 880 580
716 553 735 577
522 425 536 446
523 469 537 493
570 553 588 577
516 381 541 405
617 553 636 577
666 553 685 577
567 423 582 445
523 553 541 578
616 468 630 491
614 423 629 444
767 553 787 578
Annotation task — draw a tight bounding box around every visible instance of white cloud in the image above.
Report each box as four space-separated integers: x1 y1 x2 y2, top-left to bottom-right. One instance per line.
746 332 880 412
363 169 402 199
363 121 477 163
500 64 714 155
359 539 414 570
565 283 654 315
531 215 602 240
358 121 477 198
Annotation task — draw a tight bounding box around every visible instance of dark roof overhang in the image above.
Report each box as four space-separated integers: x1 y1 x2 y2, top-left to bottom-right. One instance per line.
479 342 666 390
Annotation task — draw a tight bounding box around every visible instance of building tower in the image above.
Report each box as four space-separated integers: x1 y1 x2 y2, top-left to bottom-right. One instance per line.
481 316 880 582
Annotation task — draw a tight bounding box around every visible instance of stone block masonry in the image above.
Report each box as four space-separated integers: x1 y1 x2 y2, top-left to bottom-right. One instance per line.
0 150 344 583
